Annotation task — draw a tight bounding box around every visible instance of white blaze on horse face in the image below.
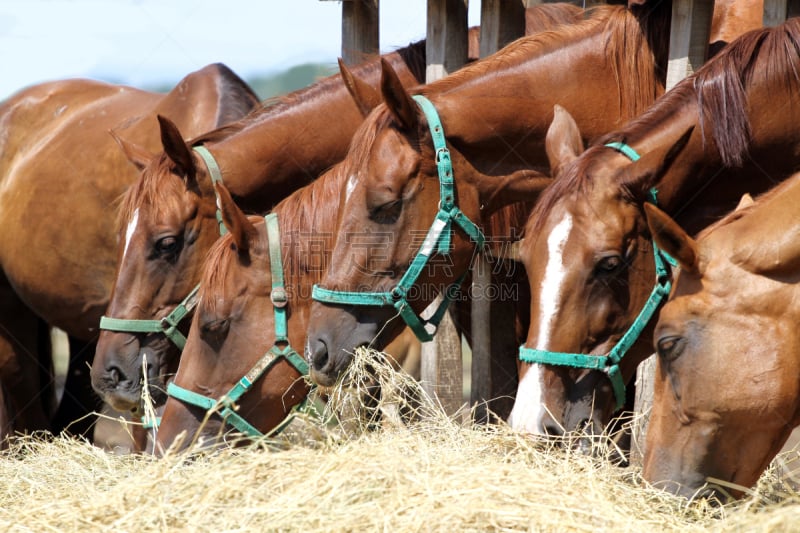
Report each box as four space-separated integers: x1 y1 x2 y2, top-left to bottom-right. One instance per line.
508 214 573 435
538 214 573 349
508 363 548 435
122 208 140 263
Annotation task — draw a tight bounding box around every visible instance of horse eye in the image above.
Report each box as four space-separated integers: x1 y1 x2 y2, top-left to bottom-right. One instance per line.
200 318 230 348
155 236 181 257
657 336 684 362
595 254 623 274
369 199 402 223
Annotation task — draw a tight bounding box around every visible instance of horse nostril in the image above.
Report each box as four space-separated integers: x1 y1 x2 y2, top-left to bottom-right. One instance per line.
310 339 329 372
543 422 563 437
108 367 122 387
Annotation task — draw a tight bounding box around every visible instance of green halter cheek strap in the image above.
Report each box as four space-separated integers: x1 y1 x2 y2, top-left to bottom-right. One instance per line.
518 142 677 410
311 94 485 343
166 213 310 439
99 146 228 349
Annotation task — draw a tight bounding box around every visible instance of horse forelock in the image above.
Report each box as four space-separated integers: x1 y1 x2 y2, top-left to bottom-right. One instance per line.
341 106 394 189
199 215 264 318
525 146 604 237
115 154 184 234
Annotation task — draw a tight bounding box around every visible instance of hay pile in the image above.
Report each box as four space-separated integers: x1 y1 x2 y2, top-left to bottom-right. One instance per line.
1 348 800 532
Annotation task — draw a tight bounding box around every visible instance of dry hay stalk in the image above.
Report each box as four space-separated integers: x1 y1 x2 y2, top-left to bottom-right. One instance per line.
1 348 800 532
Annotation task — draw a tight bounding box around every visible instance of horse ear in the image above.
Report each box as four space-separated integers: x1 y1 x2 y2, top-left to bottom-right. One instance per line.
735 192 754 210
215 182 258 256
380 57 418 130
157 115 196 175
545 105 585 176
109 130 153 171
339 58 381 117
621 127 694 194
644 203 699 274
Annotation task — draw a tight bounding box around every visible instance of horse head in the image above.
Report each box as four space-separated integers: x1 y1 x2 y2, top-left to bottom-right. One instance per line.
155 183 309 454
642 191 800 500
307 58 550 387
91 116 223 413
509 106 693 440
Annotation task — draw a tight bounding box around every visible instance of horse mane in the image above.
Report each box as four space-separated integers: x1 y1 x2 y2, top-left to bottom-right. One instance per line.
188 39 426 147
430 4 665 121
524 3 584 34
200 166 349 314
529 18 800 237
605 18 800 169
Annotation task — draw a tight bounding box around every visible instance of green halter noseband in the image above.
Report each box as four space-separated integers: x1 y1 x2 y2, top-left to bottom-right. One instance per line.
311 95 486 342
166 213 311 439
99 146 228 350
518 142 677 410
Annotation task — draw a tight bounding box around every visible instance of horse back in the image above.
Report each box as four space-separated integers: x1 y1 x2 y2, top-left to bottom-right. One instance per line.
0 65 259 339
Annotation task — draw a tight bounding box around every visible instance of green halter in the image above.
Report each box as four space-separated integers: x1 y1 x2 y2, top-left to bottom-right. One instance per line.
99 146 227 349
311 94 485 343
166 213 311 438
518 142 677 410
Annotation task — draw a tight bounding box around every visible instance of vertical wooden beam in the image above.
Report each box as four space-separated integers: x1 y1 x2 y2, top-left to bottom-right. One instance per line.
470 256 492 422
665 0 715 89
633 0 715 466
341 0 379 65
468 1 527 423
421 0 468 416
479 0 526 58
763 0 800 26
426 0 469 80
763 0 788 26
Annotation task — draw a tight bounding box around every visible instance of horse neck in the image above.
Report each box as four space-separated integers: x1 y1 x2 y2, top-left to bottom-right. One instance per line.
199 48 424 212
623 19 800 231
427 5 664 176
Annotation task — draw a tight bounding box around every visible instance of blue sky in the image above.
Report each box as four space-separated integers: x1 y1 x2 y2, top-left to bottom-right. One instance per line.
0 0 480 100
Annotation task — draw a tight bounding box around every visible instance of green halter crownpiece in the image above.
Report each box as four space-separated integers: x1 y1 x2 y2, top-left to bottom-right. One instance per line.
518 142 677 410
311 94 486 343
167 213 311 439
99 146 229 349
193 145 228 236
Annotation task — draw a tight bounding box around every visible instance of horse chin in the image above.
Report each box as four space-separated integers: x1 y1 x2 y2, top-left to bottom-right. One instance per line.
103 390 142 414
650 478 730 504
309 349 356 388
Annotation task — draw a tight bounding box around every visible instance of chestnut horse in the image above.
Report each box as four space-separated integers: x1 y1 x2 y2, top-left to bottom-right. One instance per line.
154 168 344 452
91 2 586 417
642 179 800 500
90 41 428 414
0 64 259 441
306 3 675 388
512 18 800 440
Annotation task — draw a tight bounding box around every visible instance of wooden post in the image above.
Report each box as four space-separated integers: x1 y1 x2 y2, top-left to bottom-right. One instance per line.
468 0 527 423
665 0 714 89
479 0 526 59
341 0 379 65
632 0 715 466
763 0 800 26
421 0 468 416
